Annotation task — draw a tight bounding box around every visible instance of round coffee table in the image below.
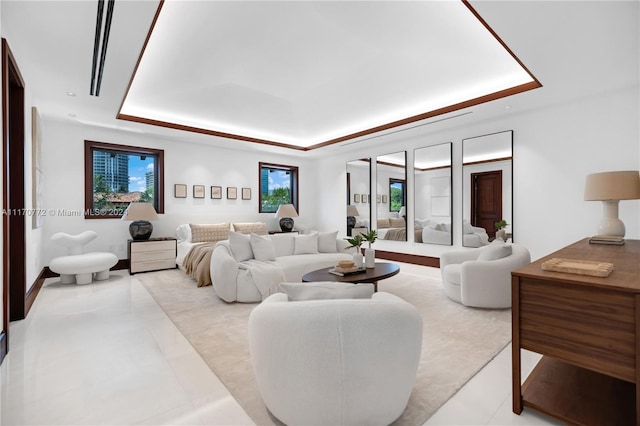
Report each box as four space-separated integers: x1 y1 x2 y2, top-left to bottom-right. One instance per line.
302 262 400 292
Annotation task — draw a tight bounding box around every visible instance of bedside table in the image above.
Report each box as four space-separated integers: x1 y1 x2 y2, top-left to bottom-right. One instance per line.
128 237 177 274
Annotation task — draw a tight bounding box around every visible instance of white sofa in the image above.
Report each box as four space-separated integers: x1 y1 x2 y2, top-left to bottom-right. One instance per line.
248 289 423 425
212 231 353 302
462 221 490 247
440 242 531 308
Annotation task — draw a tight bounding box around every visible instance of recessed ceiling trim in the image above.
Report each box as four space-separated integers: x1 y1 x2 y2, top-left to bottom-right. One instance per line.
118 0 542 151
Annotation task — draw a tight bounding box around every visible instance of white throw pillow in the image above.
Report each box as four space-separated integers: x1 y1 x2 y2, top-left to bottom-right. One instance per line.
477 242 512 261
280 282 374 301
294 234 319 255
317 231 338 253
250 233 277 261
229 231 253 261
175 224 191 242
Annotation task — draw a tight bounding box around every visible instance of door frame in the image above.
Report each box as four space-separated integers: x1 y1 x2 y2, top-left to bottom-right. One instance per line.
1 38 27 363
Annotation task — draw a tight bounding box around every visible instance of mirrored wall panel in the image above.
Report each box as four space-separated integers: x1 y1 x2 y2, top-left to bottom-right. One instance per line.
414 143 452 245
376 151 407 242
346 159 371 236
462 130 513 247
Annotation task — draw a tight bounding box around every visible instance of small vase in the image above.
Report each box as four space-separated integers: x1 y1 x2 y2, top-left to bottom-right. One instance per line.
353 251 364 268
496 229 506 241
365 248 375 268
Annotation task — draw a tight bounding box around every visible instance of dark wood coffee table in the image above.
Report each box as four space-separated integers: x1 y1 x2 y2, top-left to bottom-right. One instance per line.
302 262 400 292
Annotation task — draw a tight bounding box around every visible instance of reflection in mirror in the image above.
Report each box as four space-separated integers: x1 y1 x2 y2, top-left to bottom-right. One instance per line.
376 151 407 242
462 130 513 247
414 143 452 246
346 159 371 236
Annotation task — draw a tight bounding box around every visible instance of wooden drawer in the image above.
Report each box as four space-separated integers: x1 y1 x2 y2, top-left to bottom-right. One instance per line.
130 258 176 274
132 250 175 262
130 240 176 253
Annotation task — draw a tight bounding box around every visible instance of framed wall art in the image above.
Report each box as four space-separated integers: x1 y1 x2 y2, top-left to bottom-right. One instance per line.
354 194 361 203
227 187 237 199
193 185 205 198
174 184 187 198
242 187 251 200
382 195 388 203
211 186 222 199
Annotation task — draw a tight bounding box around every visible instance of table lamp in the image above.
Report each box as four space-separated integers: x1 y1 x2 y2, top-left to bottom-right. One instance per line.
347 204 360 231
584 171 640 238
398 206 406 219
121 202 159 240
275 204 298 232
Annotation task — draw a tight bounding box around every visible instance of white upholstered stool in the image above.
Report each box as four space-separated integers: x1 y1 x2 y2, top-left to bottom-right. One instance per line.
49 231 118 285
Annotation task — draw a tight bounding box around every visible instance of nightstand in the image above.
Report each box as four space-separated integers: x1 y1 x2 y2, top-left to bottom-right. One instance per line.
128 237 177 274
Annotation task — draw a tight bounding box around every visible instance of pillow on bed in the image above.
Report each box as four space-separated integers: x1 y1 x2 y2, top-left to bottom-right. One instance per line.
229 231 253 261
250 233 277 261
176 224 192 242
377 218 391 228
189 223 229 243
232 222 268 235
389 217 405 228
280 282 374 301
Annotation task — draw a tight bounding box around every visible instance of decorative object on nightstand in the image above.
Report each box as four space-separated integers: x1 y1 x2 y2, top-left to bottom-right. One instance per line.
121 202 159 240
584 170 640 238
347 204 360 236
275 204 298 232
495 219 508 241
128 237 177 274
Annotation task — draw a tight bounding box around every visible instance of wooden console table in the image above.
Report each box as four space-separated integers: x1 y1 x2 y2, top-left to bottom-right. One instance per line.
512 238 640 425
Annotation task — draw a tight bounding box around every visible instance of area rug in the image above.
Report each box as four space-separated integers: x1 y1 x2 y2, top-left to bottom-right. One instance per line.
136 269 511 425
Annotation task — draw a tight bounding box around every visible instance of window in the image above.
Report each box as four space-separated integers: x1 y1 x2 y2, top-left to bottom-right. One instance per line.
84 140 164 218
259 162 298 213
389 178 406 212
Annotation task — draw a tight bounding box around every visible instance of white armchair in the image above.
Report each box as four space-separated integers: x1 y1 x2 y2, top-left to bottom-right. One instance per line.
440 243 531 308
248 291 423 426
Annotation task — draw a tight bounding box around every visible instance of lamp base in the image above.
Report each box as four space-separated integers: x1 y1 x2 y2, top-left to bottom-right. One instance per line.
130 220 153 240
598 200 626 238
279 217 294 232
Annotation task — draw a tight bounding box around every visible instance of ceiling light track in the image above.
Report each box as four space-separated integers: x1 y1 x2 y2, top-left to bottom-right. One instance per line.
340 111 473 147
90 0 115 96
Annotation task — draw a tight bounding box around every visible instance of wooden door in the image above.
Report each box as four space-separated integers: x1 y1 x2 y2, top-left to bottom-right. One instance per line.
471 170 502 239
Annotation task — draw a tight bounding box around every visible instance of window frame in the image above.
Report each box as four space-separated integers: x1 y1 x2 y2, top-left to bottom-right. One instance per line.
389 178 406 213
258 162 299 214
84 140 164 219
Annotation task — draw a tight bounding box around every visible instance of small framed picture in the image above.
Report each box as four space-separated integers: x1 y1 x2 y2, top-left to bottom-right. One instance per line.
174 184 187 198
193 185 205 198
376 195 382 203
362 194 368 203
354 194 361 203
382 195 388 203
211 186 222 199
227 187 237 199
242 187 251 200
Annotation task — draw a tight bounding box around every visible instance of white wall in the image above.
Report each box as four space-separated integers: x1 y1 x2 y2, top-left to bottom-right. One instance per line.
314 87 640 261
39 119 319 267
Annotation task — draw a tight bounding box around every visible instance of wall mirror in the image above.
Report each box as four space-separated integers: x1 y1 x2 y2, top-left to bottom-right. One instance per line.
462 130 513 247
346 159 371 236
376 151 407 242
414 143 453 246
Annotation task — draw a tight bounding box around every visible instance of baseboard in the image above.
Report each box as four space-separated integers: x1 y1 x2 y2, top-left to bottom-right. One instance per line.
0 331 7 365
374 250 440 268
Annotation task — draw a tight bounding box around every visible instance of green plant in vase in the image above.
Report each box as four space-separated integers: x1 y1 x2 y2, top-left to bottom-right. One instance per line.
363 230 378 268
495 220 508 241
344 234 365 268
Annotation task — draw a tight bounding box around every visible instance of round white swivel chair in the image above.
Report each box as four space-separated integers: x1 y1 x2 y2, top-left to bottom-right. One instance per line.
248 291 423 426
49 231 118 285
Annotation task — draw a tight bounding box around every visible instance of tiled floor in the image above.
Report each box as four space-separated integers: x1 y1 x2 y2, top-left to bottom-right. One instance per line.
0 266 560 425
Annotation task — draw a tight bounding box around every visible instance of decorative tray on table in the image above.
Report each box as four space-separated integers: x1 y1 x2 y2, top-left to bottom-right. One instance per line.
329 261 366 276
541 258 614 277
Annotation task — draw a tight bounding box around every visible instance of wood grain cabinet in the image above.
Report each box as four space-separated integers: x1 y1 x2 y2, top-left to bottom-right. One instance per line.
511 238 640 425
128 237 177 274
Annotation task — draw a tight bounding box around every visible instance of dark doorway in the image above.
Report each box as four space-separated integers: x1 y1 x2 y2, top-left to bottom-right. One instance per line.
470 170 502 239
1 38 27 363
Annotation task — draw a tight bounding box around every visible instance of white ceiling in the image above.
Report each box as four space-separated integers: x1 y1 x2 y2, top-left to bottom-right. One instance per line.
120 1 535 149
1 1 638 157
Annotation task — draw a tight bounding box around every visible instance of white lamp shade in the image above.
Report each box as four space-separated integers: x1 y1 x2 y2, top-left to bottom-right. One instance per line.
121 202 159 221
398 206 406 217
347 205 360 216
584 171 640 201
275 204 298 218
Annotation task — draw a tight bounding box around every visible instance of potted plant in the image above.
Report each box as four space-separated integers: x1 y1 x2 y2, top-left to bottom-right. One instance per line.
344 234 365 268
363 230 378 268
495 220 508 241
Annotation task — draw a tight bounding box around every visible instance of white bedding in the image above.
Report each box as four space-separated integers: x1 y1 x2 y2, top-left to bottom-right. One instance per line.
176 241 204 269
